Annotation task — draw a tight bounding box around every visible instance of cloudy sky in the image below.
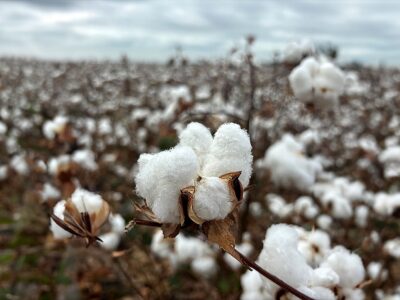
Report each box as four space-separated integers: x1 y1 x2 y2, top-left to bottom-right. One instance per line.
0 0 399 64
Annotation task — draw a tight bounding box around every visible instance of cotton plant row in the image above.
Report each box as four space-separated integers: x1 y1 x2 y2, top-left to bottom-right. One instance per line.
241 224 367 300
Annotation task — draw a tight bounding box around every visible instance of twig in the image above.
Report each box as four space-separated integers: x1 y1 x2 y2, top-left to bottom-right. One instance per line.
125 218 162 233
236 250 316 300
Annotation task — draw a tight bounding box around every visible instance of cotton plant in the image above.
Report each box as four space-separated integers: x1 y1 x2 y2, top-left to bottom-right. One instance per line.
258 134 322 192
289 56 345 109
133 122 315 299
241 224 366 300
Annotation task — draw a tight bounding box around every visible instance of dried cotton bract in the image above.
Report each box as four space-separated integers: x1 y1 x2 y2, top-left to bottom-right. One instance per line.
135 122 252 226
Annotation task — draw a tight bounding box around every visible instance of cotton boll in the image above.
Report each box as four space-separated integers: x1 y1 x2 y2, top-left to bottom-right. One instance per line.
178 122 213 169
175 234 213 263
298 230 331 266
99 232 121 251
48 155 72 175
109 214 125 234
0 165 8 181
355 205 369 227
341 288 365 300
70 188 104 214
50 200 72 239
41 183 61 201
374 193 400 216
304 286 336 300
294 196 319 219
262 134 322 191
321 192 352 219
384 238 400 258
0 121 7 136
368 262 387 280
289 62 315 102
258 224 313 288
43 116 68 139
321 246 365 288
266 194 294 218
135 146 198 223
151 230 175 261
202 123 252 187
72 149 98 171
193 177 232 221
240 270 265 300
10 154 29 175
191 256 217 278
311 267 340 287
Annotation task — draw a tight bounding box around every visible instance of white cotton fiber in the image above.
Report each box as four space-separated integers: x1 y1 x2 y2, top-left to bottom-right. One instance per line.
99 232 121 251
191 256 217 278
258 224 313 288
289 56 345 109
178 122 213 169
50 200 72 239
72 149 98 171
41 183 61 201
135 146 198 223
374 193 400 216
193 177 232 221
109 214 125 234
321 246 365 288
262 134 322 191
70 188 104 214
311 267 340 287
202 123 252 186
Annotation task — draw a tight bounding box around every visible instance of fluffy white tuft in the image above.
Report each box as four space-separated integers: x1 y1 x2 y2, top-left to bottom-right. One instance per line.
70 188 104 214
50 200 72 239
202 123 252 186
178 122 213 169
135 146 198 223
193 177 232 221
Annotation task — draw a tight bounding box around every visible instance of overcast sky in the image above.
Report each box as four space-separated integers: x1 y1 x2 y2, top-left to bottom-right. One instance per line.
0 0 399 65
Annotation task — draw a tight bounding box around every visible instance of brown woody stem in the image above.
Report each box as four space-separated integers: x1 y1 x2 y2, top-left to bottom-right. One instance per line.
237 250 316 300
133 219 162 227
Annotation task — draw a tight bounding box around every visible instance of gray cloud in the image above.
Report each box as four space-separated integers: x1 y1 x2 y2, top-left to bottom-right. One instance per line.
0 0 399 64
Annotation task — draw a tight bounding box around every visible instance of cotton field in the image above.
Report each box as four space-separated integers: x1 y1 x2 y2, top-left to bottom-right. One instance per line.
0 40 400 300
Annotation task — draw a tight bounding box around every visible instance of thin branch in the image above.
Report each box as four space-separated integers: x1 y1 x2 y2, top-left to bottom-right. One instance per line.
125 218 162 232
236 249 316 300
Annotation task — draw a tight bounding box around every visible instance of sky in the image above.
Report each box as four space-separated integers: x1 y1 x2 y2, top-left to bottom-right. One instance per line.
0 0 399 65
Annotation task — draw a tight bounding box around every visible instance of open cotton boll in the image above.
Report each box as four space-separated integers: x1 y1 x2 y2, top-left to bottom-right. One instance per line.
191 256 217 278
0 165 8 181
48 155 72 175
10 154 29 175
41 183 61 202
240 269 266 300
135 146 198 223
321 246 365 288
202 123 252 187
50 200 72 239
265 193 294 218
311 267 340 288
258 224 313 288
193 177 232 221
109 214 125 234
282 39 315 64
151 230 176 264
289 61 315 102
384 238 400 258
175 234 214 263
43 116 68 139
178 122 213 169
298 230 331 266
262 135 322 191
374 193 400 216
70 188 104 214
99 232 121 251
294 196 319 219
72 149 98 171
0 121 7 136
